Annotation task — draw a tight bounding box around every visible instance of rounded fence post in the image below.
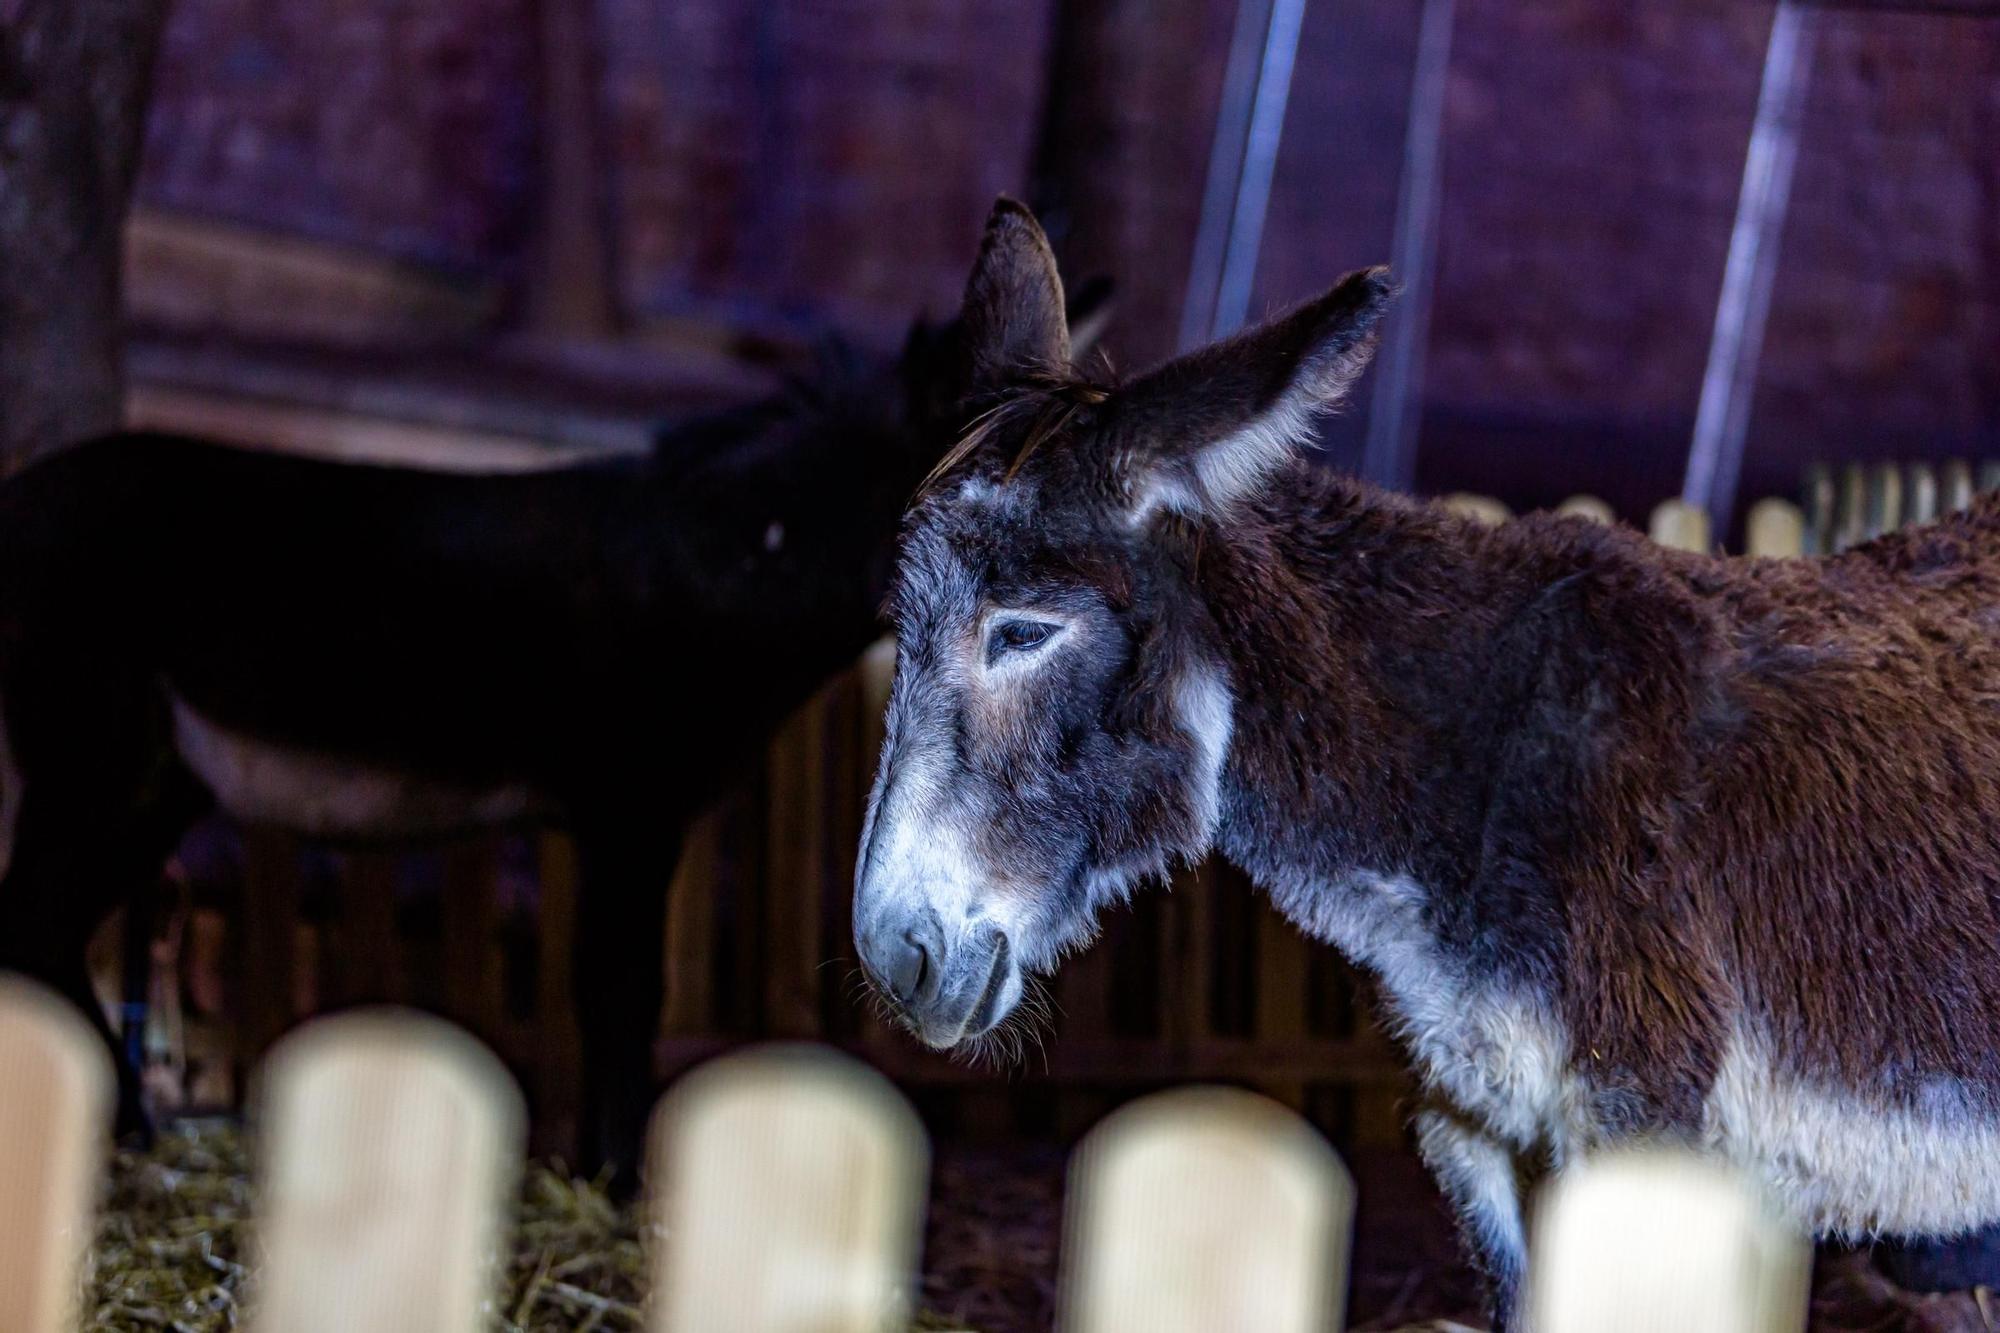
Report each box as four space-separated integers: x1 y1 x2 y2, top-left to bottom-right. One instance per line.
1649 499 1710 553
1058 1086 1354 1333
647 1043 928 1333
248 1009 524 1333
1745 499 1804 558
1440 493 1510 526
1904 463 1938 528
1555 494 1614 523
1528 1148 1809 1333
0 976 113 1333
1942 460 1975 514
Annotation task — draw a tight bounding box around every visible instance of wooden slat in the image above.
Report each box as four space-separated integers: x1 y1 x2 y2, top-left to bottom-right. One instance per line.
441 842 503 1041
337 851 404 1005
1059 1086 1354 1333
1905 463 1939 527
1942 459 1975 513
1555 494 1614 523
241 829 303 1062
648 1044 927 1333
1799 463 1835 553
1528 1149 1808 1333
1441 493 1510 526
1648 499 1710 553
0 977 113 1333
534 832 583 1155
249 1011 524 1333
1834 463 1867 550
1253 904 1313 1110
1745 499 1804 558
764 692 829 1038
664 808 722 1034
1864 462 1903 540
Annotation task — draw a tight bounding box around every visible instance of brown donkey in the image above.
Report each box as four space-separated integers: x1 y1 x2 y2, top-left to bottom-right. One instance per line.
852 199 2000 1326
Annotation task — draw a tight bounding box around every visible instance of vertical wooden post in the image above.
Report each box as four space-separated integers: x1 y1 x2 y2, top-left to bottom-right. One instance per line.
1863 463 1903 540
1649 499 1711 554
440 843 502 1041
1834 463 1867 550
1555 495 1615 523
337 852 405 1005
1060 1086 1354 1333
1254 905 1312 1111
1441 493 1511 526
241 828 303 1063
535 832 583 1155
764 693 829 1038
1528 1149 1809 1333
1799 463 1835 553
647 1044 928 1333
0 977 113 1333
1904 464 1939 527
249 1010 524 1333
1745 499 1804 559
1941 460 1975 514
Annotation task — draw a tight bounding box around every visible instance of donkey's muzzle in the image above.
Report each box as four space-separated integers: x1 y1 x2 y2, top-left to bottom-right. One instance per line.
857 910 1016 1049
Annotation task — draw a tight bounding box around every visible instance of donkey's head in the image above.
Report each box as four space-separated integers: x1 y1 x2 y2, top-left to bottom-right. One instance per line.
852 199 1392 1051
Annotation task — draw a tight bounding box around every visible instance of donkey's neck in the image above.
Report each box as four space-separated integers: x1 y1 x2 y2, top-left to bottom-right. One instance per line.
1195 472 1597 930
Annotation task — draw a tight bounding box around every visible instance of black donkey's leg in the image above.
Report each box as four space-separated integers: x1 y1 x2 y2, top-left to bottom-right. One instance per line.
570 817 683 1196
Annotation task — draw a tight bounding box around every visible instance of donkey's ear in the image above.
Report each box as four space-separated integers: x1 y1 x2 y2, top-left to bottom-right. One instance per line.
1116 266 1394 521
961 197 1070 388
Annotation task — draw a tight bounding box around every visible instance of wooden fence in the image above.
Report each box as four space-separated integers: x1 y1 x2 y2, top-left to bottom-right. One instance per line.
0 984 1810 1333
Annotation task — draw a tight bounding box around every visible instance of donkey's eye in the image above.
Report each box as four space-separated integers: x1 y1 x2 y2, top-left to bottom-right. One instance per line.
988 619 1057 662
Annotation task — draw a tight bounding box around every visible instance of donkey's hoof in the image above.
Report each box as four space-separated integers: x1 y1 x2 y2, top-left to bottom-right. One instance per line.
1875 1227 2000 1292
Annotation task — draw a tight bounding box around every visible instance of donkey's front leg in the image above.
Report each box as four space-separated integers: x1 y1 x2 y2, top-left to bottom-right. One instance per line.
571 819 682 1195
1416 1104 1531 1330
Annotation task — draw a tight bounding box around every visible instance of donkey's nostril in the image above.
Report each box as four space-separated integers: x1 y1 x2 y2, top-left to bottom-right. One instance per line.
886 930 932 1005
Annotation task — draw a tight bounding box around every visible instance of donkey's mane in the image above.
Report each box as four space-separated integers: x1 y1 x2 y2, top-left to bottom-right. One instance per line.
914 366 1114 504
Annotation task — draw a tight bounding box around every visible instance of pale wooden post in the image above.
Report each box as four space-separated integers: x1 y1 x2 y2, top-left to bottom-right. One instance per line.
1745 499 1805 558
1528 1149 1809 1333
1904 463 1939 527
1942 460 1975 513
1649 499 1711 553
1059 1086 1354 1333
1799 463 1835 553
1555 494 1615 523
1441 492 1511 526
648 1043 927 1333
248 1009 524 1333
1834 463 1867 550
1864 462 1904 540
0 976 114 1333
858 634 897 759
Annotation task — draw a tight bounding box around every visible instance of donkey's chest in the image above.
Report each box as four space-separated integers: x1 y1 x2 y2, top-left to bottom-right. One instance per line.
171 696 557 839
1264 869 1585 1153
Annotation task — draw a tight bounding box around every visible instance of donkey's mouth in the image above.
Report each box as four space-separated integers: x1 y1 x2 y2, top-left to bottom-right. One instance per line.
960 931 1014 1038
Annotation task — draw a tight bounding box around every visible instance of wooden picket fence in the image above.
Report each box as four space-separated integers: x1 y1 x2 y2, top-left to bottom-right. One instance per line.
0 978 1809 1333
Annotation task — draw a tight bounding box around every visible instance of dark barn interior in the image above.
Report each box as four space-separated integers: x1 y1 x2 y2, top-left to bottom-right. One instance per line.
4 0 2000 1330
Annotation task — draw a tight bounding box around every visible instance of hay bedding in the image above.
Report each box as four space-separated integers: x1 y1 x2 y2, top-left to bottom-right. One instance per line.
84 1124 1999 1332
